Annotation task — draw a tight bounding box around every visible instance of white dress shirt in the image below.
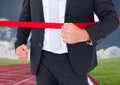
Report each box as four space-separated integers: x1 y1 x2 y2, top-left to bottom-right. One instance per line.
42 0 68 54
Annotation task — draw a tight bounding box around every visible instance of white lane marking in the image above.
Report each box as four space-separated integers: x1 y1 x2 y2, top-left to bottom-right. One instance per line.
13 76 34 85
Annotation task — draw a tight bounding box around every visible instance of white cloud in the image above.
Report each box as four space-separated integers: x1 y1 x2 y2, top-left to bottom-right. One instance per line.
0 18 8 21
97 46 120 59
0 40 30 60
0 18 17 59
0 40 16 59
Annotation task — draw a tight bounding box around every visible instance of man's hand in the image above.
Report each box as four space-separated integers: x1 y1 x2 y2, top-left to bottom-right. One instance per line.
61 23 90 44
16 44 28 62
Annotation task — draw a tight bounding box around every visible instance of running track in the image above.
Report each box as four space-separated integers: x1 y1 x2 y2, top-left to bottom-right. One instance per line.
0 64 100 85
0 64 36 85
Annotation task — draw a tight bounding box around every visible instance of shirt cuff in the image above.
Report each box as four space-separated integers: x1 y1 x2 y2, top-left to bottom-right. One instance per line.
86 40 93 46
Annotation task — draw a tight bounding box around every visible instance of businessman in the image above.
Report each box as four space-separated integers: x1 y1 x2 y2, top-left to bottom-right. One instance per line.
15 0 118 85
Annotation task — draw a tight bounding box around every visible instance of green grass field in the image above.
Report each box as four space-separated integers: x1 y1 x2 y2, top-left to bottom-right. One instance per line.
90 57 120 85
0 58 29 65
0 57 120 85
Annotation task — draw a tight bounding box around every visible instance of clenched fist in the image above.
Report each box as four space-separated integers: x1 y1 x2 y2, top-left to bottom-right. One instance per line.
61 23 90 44
16 44 28 62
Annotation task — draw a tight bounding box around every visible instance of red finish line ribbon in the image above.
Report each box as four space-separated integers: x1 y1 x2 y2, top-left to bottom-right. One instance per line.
0 21 96 29
0 18 120 29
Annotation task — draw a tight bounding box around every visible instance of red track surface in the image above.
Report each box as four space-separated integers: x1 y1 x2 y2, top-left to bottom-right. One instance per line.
0 64 36 85
0 64 100 85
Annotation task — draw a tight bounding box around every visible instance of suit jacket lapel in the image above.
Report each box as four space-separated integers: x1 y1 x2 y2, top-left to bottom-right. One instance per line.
66 0 71 11
39 0 44 18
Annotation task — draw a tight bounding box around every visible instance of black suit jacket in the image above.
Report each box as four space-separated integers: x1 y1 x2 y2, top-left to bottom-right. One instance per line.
15 0 118 75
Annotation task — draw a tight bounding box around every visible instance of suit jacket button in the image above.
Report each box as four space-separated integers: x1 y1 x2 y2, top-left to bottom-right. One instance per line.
38 43 41 46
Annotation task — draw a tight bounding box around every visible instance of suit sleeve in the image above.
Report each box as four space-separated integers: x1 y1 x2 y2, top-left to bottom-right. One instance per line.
15 0 31 49
85 0 119 46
